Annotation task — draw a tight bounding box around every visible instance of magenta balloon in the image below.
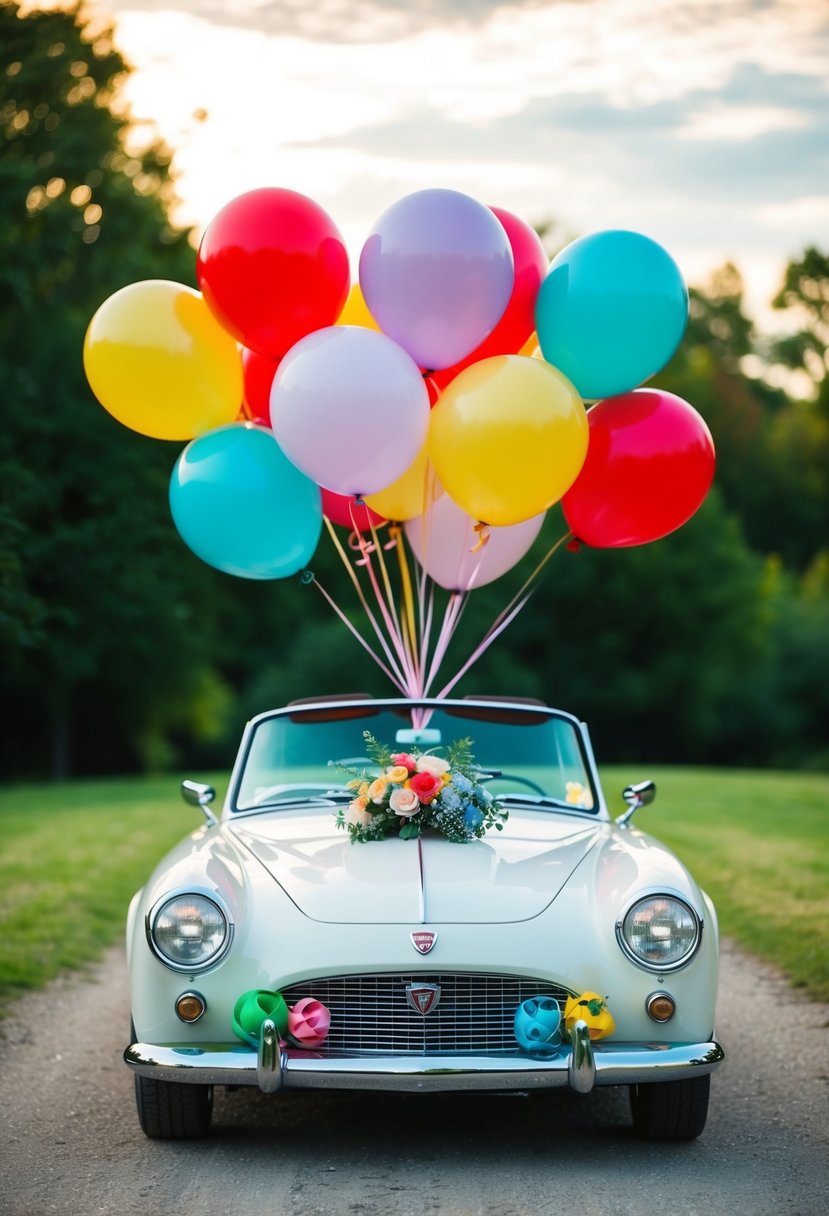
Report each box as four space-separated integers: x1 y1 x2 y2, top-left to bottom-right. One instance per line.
359 189 514 372
405 495 545 591
270 326 430 496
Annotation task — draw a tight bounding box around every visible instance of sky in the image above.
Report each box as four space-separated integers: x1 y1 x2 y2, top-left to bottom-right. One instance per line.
35 1 829 328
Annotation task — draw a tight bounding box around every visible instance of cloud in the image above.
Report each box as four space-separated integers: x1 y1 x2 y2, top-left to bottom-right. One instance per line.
104 0 558 44
288 61 829 205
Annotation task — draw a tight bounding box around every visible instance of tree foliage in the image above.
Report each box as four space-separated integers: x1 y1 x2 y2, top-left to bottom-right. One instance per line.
0 1 826 776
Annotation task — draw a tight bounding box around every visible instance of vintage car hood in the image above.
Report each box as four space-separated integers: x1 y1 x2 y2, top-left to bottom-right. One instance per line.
228 806 602 924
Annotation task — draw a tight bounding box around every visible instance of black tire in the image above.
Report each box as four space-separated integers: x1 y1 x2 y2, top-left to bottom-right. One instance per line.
629 1073 710 1141
134 1074 214 1139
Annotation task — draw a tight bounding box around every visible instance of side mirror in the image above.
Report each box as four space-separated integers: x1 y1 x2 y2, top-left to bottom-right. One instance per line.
181 780 218 827
615 779 656 829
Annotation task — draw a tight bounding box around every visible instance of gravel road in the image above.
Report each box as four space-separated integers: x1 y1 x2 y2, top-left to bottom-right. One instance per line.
2 940 827 1216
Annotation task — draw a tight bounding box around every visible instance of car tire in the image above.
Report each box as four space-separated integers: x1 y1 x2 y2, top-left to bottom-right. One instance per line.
628 1074 710 1141
134 1074 214 1139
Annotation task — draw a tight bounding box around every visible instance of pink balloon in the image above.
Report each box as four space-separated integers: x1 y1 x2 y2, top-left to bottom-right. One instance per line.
359 189 514 371
405 495 545 591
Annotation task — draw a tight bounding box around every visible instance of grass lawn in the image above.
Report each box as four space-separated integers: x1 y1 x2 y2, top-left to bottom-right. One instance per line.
602 765 829 1003
0 766 826 1015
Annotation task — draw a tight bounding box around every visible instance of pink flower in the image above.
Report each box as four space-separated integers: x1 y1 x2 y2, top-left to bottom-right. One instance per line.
391 752 418 773
408 770 442 804
389 786 420 817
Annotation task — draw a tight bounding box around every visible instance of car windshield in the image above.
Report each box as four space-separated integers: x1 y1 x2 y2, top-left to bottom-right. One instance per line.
232 700 599 814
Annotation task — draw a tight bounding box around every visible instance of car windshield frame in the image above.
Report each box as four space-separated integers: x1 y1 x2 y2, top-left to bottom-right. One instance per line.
225 697 606 820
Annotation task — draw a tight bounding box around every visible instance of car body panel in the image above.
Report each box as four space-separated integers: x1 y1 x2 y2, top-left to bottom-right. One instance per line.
124 696 723 1109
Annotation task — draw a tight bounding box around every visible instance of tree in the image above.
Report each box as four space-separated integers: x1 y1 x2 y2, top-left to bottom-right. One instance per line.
0 0 223 776
770 246 829 413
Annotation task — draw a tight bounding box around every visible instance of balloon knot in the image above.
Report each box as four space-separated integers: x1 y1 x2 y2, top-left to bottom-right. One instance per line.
300 570 315 585
470 522 491 554
354 494 366 506
566 538 582 553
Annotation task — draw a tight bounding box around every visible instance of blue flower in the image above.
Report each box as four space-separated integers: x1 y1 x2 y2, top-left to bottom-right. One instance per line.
452 774 474 795
463 804 485 832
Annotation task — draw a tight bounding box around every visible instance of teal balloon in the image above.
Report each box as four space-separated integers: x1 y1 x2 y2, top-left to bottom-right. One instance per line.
535 230 688 401
169 422 322 579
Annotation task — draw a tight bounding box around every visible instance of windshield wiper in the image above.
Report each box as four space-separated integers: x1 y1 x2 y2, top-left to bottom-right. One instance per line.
499 793 574 811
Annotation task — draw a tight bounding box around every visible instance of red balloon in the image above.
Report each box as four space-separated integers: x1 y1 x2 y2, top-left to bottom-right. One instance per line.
197 188 350 361
431 206 548 390
321 488 386 533
562 389 715 547
242 347 279 424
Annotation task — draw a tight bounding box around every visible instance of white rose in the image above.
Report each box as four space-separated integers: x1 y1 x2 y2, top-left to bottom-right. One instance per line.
389 786 421 817
416 755 451 777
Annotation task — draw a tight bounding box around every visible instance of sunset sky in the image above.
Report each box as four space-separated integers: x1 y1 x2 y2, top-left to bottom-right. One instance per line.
34 1 829 327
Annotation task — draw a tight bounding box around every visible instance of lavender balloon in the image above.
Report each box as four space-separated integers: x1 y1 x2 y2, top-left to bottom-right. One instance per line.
359 189 514 371
270 326 430 496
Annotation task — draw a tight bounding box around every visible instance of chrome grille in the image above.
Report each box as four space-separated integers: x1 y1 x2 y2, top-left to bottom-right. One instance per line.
281 973 572 1057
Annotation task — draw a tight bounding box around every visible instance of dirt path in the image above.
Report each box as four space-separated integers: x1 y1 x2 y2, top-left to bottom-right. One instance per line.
1 940 828 1216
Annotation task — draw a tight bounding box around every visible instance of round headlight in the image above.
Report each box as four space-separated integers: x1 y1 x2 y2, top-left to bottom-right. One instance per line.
150 893 230 971
618 894 701 972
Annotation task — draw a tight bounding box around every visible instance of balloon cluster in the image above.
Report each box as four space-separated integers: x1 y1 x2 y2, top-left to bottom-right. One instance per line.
83 186 715 594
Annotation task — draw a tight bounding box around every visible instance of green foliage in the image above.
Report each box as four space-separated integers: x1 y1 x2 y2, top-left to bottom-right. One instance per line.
0 0 221 776
771 246 829 411
0 0 827 777
612 765 829 1002
0 767 824 1011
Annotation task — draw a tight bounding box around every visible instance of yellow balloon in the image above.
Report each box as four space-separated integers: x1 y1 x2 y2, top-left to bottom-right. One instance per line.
83 280 243 440
365 445 442 521
518 331 538 356
336 284 380 331
428 355 588 526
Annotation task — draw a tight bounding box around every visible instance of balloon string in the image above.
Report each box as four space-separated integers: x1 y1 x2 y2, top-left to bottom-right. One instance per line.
392 527 419 667
422 592 466 696
486 528 574 637
305 574 407 693
434 593 533 701
361 521 419 694
432 528 573 700
322 517 409 689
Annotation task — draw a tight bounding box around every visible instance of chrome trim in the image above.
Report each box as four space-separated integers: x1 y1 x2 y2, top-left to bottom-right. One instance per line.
124 1037 724 1094
615 889 703 974
256 1018 284 1093
567 1020 596 1094
145 886 235 975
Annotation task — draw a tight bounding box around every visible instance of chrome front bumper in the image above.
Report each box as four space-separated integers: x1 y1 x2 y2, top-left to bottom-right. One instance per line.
125 1019 724 1096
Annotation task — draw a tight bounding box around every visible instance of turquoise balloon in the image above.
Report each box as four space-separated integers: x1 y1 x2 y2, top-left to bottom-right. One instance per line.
535 230 688 401
169 422 322 579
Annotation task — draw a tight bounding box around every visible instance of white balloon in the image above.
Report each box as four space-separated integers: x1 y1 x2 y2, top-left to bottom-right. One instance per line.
405 495 545 591
270 326 430 496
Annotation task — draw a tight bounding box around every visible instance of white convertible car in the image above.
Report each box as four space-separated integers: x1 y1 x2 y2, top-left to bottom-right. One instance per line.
125 695 724 1141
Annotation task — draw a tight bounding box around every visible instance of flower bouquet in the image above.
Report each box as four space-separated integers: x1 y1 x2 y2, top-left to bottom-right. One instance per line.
333 731 508 843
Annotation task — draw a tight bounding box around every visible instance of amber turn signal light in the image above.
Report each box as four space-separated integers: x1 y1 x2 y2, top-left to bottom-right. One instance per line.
175 991 206 1023
646 992 676 1023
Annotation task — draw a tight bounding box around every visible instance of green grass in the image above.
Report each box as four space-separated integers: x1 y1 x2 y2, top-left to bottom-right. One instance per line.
0 767 826 1015
0 772 227 1016
602 766 829 1002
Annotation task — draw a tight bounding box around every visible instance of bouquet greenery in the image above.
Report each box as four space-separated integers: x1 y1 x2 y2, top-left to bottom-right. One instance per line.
333 731 508 843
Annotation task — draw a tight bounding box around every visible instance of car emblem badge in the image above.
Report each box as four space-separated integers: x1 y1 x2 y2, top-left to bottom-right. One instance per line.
406 983 441 1015
411 930 437 955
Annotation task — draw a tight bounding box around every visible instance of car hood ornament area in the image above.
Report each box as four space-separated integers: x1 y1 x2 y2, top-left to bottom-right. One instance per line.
405 982 441 1015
